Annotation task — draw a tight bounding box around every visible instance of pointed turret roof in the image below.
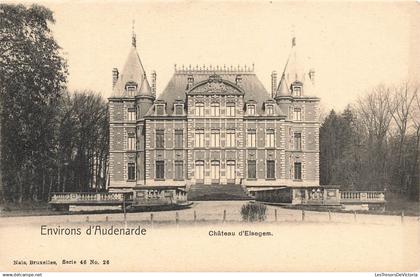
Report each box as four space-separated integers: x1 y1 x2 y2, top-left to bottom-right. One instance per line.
275 37 308 98
111 32 153 98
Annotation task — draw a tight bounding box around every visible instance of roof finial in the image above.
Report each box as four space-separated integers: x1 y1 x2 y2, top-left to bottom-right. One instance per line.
291 24 296 47
132 19 136 48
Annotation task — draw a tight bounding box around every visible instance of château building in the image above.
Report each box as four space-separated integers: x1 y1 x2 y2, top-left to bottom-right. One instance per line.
108 33 320 196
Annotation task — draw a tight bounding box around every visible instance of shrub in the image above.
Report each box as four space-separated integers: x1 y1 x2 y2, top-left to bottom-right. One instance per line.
241 202 267 222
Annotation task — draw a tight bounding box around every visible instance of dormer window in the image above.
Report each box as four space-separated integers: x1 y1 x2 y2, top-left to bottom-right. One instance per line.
266 105 274 115
155 104 165 116
174 104 184 115
292 86 302 97
247 104 256 115
126 85 137 97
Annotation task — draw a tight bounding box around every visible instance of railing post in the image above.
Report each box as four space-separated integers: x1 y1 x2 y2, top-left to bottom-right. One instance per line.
175 212 179 226
401 210 404 224
275 209 278 222
223 210 226 223
353 211 357 222
328 210 331 221
150 213 154 227
301 210 305 221
194 210 197 223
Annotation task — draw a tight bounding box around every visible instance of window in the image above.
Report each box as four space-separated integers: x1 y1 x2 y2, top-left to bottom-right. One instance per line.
156 104 165 116
128 133 136 150
248 160 256 179
294 162 302 180
174 104 184 115
127 108 136 121
293 108 302 121
210 102 220 116
175 161 183 180
211 160 220 182
226 160 236 182
195 129 204 148
293 86 302 97
265 129 275 148
247 104 256 115
226 129 236 148
226 103 235 117
126 85 136 97
156 161 165 179
156 130 164 149
210 129 220 148
195 102 204 116
128 163 136 180
267 160 275 179
247 129 256 148
266 105 274 115
175 130 183 148
195 161 204 183
294 133 302 151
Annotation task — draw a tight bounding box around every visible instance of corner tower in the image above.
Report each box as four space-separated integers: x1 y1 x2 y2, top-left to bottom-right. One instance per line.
275 37 320 186
108 31 155 190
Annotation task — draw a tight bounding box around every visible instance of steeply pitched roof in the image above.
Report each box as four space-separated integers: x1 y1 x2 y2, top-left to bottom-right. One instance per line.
111 43 152 98
146 68 283 116
276 37 311 98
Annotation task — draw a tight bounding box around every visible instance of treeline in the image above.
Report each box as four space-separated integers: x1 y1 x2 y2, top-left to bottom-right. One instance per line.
0 4 109 203
320 84 420 200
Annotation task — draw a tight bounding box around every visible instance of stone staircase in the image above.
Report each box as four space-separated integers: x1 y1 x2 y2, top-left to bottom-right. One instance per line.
187 184 254 201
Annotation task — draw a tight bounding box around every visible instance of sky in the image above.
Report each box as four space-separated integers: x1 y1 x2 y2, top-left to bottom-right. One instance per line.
33 1 420 111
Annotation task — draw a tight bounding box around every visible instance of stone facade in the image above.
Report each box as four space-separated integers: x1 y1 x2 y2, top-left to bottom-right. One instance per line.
108 35 320 191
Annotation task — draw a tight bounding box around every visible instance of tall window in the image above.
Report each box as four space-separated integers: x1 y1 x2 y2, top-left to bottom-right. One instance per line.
247 129 256 148
294 133 302 151
175 130 183 148
175 104 184 115
128 133 136 150
128 163 136 180
293 86 302 97
247 160 256 179
210 102 220 116
265 129 275 148
210 129 220 148
156 130 164 149
195 102 204 116
211 160 220 182
226 129 236 148
226 160 236 182
247 104 256 115
175 161 183 180
294 162 302 180
266 105 274 115
267 160 275 179
293 108 302 121
195 129 204 148
127 108 136 121
226 102 235 117
156 161 165 179
195 161 204 183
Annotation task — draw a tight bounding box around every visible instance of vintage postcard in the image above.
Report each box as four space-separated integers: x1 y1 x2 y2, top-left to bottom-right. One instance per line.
0 0 419 274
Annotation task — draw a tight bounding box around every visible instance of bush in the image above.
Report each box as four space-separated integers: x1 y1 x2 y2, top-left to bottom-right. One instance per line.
241 202 267 222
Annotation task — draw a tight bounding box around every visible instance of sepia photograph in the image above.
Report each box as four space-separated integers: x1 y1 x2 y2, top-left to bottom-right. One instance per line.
0 0 419 274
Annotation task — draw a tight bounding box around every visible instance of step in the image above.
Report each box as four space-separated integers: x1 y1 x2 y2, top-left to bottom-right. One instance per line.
187 184 254 201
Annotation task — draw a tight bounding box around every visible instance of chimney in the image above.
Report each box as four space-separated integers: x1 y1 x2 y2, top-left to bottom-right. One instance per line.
235 74 242 86
271 71 277 98
186 74 194 90
309 68 315 84
151 70 157 97
112 68 119 88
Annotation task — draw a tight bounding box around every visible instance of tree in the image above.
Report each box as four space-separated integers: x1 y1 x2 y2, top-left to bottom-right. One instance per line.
0 4 67 203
